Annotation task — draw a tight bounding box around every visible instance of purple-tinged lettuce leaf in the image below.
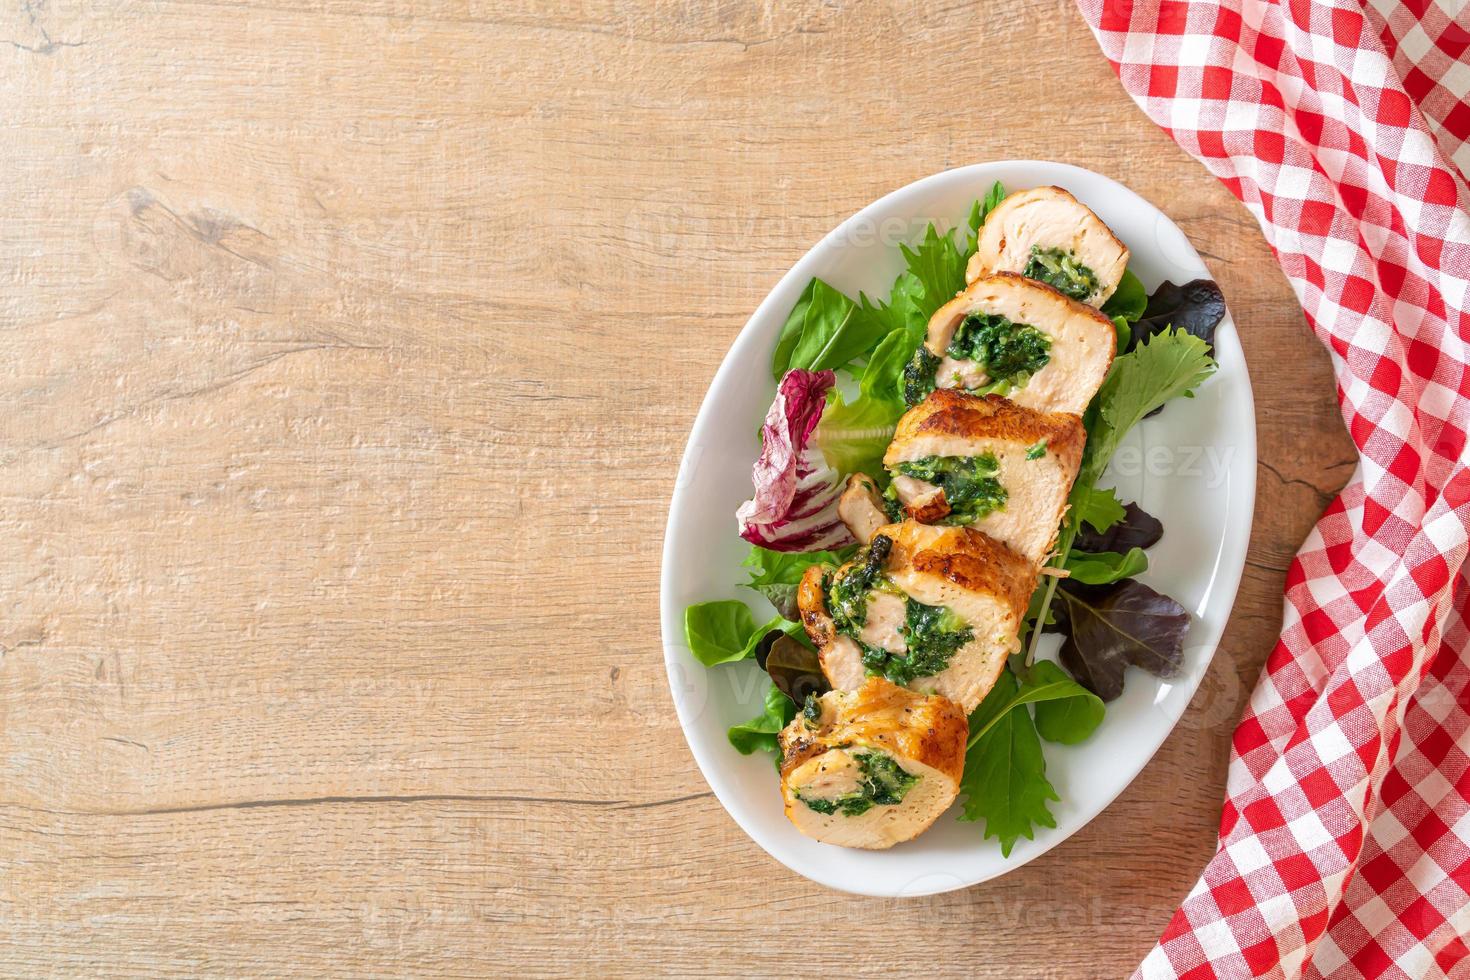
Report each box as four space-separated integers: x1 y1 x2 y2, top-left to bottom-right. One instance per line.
1132 278 1227 354
737 369 857 553
1047 578 1190 701
1073 501 1164 554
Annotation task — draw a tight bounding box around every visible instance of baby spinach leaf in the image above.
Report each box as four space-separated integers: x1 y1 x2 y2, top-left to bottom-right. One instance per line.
966 662 1105 747
684 601 760 666
1026 661 1107 745
684 601 793 667
1049 579 1190 701
1073 501 1163 553
958 670 1058 856
1063 547 1149 585
1133 278 1227 354
1101 267 1147 322
727 681 797 761
778 279 888 379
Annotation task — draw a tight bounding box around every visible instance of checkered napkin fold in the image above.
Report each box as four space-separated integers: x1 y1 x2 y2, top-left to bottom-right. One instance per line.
1074 0 1470 976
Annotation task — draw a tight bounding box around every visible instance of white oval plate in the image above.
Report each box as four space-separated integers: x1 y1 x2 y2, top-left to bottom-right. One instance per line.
659 161 1256 896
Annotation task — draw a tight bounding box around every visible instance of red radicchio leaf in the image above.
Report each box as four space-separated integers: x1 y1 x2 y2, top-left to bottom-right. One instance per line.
736 369 858 553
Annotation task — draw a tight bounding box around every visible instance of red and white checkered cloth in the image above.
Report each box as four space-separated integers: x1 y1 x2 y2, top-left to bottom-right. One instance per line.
1075 0 1470 976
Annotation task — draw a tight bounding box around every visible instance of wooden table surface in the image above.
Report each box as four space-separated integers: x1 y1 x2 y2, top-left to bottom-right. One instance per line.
1 1 1358 975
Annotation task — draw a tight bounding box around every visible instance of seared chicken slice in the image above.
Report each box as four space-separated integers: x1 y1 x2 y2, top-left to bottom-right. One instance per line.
798 521 1033 713
885 390 1085 563
965 185 1129 307
920 272 1115 416
837 473 891 545
778 677 966 849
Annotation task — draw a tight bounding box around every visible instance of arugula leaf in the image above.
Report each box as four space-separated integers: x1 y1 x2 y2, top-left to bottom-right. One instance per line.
740 545 851 620
1078 328 1217 487
1048 579 1190 701
1063 547 1149 585
1101 267 1147 322
1071 484 1126 534
728 681 797 761
958 670 1058 856
684 601 789 667
1073 501 1163 553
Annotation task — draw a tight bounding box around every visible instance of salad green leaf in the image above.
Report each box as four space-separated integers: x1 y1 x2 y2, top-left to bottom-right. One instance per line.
958 670 1059 856
771 279 888 380
683 601 790 667
1062 546 1149 585
741 545 852 620
1050 578 1190 701
1071 484 1126 534
728 681 797 761
1027 661 1107 745
1078 328 1217 488
1101 267 1147 322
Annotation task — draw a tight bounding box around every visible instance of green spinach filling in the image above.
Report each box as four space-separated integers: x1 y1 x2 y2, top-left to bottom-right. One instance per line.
797 751 920 817
824 537 973 688
946 312 1052 394
892 452 1007 524
901 312 1052 406
1023 245 1100 301
902 346 940 406
860 598 974 686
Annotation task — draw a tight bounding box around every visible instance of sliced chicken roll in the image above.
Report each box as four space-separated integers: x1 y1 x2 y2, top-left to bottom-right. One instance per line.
779 677 966 849
965 185 1129 307
904 272 1115 416
837 473 893 545
884 389 1085 563
797 521 1033 713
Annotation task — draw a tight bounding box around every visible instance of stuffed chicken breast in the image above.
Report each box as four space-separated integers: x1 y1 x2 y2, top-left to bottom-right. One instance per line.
778 677 967 849
883 389 1085 563
837 473 892 545
798 520 1033 714
903 272 1115 416
965 185 1129 307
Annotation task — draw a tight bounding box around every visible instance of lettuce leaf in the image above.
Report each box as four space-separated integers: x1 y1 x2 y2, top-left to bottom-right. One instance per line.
740 545 852 620
1049 579 1190 701
736 369 856 552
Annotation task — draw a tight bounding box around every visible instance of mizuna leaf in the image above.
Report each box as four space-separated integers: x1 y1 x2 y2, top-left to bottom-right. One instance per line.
958 670 1058 856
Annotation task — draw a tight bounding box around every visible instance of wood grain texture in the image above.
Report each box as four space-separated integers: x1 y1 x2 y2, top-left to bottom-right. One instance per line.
0 0 1356 975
